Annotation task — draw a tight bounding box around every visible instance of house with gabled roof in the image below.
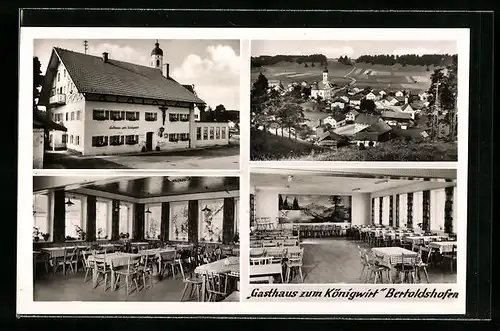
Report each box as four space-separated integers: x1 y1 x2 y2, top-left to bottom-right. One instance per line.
319 113 346 129
400 103 416 119
381 111 414 129
316 131 347 148
345 109 359 122
385 95 399 106
395 90 404 97
351 121 392 147
33 108 67 169
349 93 364 106
330 96 347 109
38 41 230 156
365 92 377 100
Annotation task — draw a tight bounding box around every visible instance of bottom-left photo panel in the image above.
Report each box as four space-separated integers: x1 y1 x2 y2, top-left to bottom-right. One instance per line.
32 175 240 302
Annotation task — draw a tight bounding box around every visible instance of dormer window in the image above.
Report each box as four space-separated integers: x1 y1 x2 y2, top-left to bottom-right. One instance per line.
156 59 160 66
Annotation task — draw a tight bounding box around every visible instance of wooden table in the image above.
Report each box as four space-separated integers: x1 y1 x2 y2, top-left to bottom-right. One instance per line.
194 257 239 302
249 263 282 282
427 241 457 262
138 248 176 275
87 252 140 290
372 247 418 266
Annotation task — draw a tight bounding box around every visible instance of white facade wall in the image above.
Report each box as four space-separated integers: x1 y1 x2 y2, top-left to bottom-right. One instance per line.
382 196 390 225
195 122 231 147
33 128 44 169
49 99 86 152
351 193 371 226
430 188 446 232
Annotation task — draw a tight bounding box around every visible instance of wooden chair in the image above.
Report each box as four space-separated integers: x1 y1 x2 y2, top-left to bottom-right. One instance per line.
112 255 141 295
137 254 154 290
441 244 457 273
395 253 417 284
250 256 273 265
158 251 176 279
285 248 304 283
55 247 79 276
81 250 94 283
364 250 391 284
357 245 369 282
263 242 278 248
205 271 230 302
92 251 112 291
178 260 204 302
414 246 430 283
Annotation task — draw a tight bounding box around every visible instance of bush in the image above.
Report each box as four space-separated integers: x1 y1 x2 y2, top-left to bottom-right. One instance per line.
358 143 365 150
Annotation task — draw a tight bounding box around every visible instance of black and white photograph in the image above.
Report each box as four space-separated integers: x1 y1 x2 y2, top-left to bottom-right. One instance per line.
33 39 240 169
249 168 459 284
250 40 459 161
32 175 240 302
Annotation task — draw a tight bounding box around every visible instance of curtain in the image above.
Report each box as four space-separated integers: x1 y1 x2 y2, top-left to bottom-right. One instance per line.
373 197 380 224
430 188 446 232
412 191 423 229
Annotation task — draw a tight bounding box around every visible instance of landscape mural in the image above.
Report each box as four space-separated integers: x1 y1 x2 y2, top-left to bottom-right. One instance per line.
278 194 351 223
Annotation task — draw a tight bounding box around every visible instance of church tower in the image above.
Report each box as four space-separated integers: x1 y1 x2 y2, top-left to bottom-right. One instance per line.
150 40 163 69
322 67 329 84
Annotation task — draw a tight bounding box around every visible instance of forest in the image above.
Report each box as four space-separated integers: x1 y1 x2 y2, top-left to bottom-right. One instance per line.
251 54 328 67
355 54 457 67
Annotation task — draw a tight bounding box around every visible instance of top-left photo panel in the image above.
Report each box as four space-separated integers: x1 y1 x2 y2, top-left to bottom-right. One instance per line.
32 39 240 169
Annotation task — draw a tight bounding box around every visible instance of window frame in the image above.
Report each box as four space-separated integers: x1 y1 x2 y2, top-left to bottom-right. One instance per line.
95 198 112 240
33 193 51 242
169 201 189 242
144 204 162 240
64 193 85 241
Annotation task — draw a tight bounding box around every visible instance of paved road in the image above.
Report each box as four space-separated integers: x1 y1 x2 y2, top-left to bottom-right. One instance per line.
44 145 240 169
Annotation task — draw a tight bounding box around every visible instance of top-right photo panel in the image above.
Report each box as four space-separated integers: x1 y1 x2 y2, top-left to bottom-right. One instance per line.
250 39 461 162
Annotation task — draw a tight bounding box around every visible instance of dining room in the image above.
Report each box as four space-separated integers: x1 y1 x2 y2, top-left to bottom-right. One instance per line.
249 167 459 285
32 175 240 302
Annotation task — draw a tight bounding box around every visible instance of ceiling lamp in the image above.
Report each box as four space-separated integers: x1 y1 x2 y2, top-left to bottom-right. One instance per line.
145 206 152 214
374 179 389 185
65 198 75 206
201 205 211 212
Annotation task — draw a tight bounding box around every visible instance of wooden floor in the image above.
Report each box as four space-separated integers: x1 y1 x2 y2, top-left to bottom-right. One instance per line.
34 269 196 302
287 238 457 284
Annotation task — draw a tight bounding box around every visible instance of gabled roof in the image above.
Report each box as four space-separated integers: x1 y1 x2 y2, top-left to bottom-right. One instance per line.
381 111 413 120
365 121 392 134
385 95 395 101
331 113 346 122
347 109 359 116
410 101 425 109
355 114 381 125
395 96 406 102
317 131 344 142
332 96 347 103
40 47 205 105
33 109 67 131
350 94 364 101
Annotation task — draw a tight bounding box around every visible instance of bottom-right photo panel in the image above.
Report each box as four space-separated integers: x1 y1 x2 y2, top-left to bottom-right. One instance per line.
249 167 458 285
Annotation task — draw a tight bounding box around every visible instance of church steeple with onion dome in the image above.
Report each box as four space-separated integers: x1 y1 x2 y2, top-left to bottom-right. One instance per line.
150 40 163 69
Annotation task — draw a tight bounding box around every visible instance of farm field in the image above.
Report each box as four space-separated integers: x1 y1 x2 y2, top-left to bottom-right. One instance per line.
251 59 432 93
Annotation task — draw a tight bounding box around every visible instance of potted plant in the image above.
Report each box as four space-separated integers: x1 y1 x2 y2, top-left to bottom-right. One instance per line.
42 233 50 241
75 225 86 241
33 227 40 242
232 232 239 244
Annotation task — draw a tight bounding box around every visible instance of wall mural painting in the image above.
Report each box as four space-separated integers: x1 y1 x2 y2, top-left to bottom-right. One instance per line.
170 201 189 241
278 194 352 223
199 199 224 242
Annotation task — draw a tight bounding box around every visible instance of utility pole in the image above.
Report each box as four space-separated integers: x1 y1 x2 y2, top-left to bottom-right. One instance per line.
83 40 88 54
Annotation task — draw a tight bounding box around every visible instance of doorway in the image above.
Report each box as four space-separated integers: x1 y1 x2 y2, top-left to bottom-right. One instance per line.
146 132 153 151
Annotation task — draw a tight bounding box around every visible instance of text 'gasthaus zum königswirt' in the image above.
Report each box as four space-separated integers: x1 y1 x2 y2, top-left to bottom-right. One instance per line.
247 288 459 300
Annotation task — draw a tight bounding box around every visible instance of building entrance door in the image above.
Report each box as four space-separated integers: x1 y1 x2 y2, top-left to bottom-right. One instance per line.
146 132 154 151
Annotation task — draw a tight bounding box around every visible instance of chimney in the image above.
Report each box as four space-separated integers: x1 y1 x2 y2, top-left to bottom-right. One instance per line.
102 52 109 63
162 63 169 78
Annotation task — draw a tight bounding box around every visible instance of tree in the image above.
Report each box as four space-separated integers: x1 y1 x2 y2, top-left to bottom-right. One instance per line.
278 194 284 210
33 57 43 111
214 104 226 122
301 86 311 99
359 99 376 114
292 197 300 210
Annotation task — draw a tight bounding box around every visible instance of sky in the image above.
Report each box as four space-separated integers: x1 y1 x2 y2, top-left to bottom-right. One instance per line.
251 40 457 58
34 39 240 109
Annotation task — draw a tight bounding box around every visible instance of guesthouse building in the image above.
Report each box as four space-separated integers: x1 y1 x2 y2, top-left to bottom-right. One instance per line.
38 41 230 156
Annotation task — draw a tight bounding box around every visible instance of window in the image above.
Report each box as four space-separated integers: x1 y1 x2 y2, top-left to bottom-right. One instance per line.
62 134 67 143
65 112 68 121
96 200 110 239
110 135 124 146
180 133 189 141
111 111 124 121
125 135 139 145
180 114 189 122
203 127 208 140
63 69 66 77
215 127 220 139
199 199 224 243
156 59 160 66
169 201 189 241
65 195 83 240
92 136 108 147
33 194 50 240
70 112 75 121
169 113 179 122
234 198 239 235
75 135 80 146
145 112 157 121
76 110 81 120
209 127 215 140
169 133 179 142
57 72 60 82
144 204 161 239
119 203 133 236
196 127 201 140
70 135 74 144
93 109 107 121
126 111 139 121
221 127 226 139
